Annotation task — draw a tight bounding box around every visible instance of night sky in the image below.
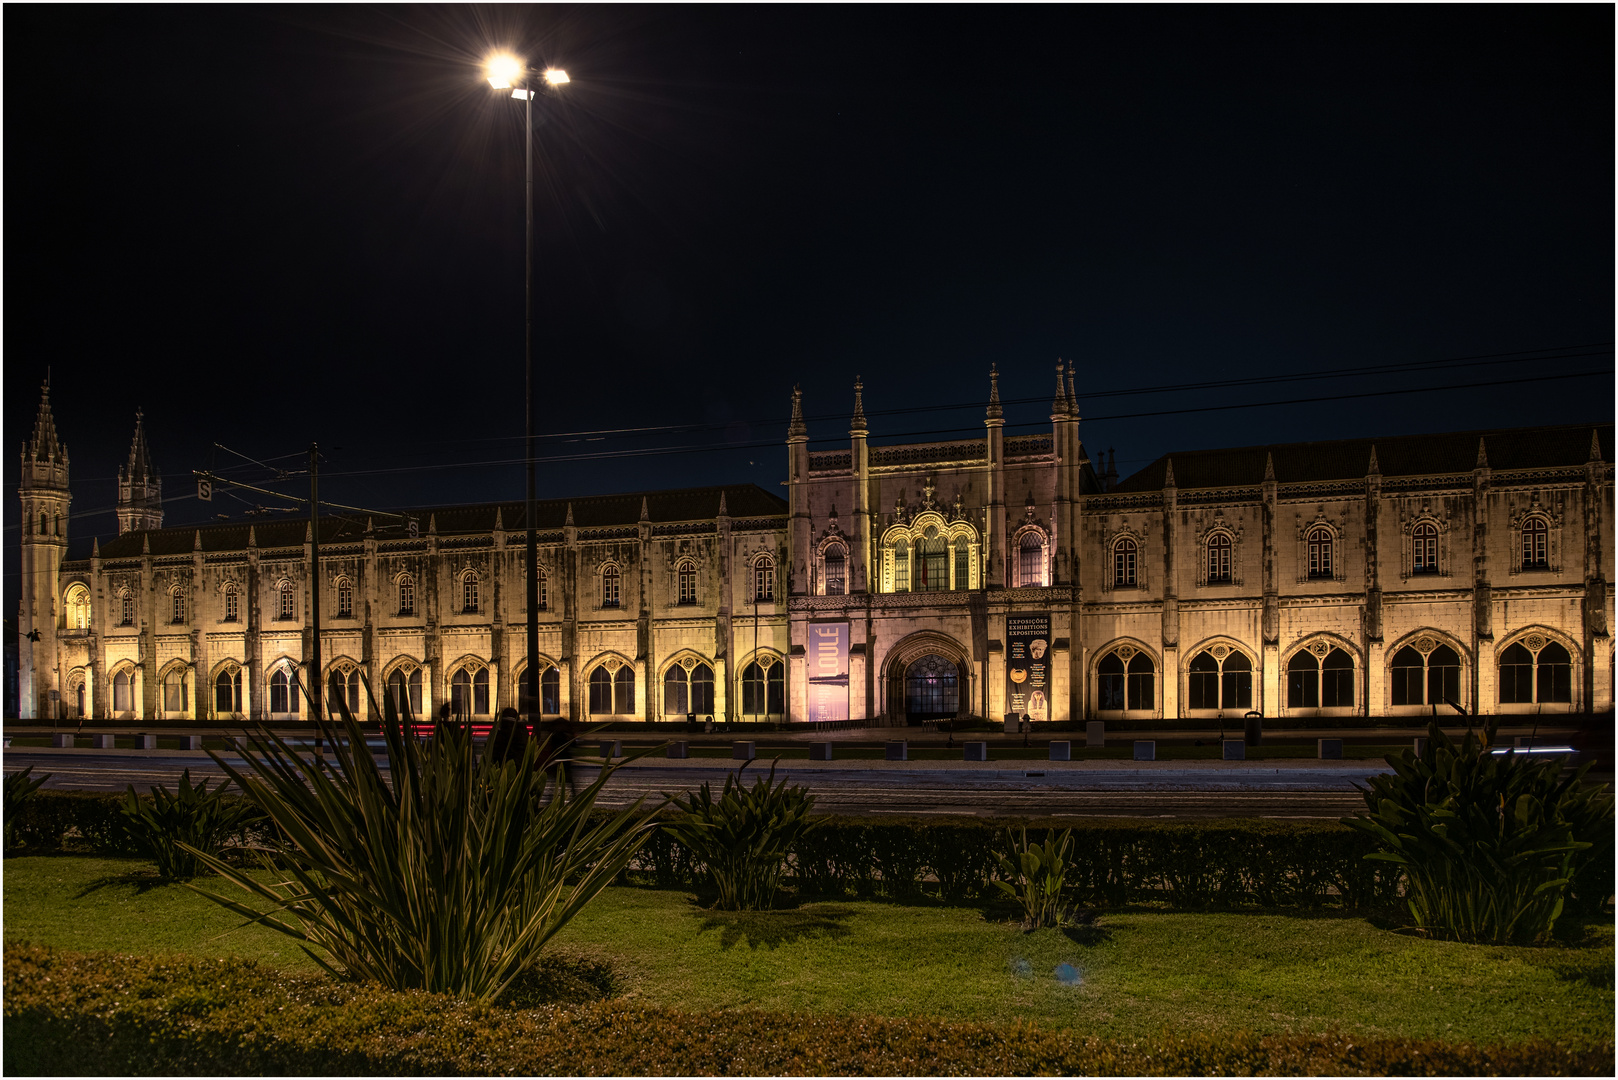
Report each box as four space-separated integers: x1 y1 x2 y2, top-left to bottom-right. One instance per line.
6 4 1613 583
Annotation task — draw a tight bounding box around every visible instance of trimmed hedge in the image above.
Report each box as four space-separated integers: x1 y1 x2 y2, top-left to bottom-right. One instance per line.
6 945 1606 1077
632 816 1406 910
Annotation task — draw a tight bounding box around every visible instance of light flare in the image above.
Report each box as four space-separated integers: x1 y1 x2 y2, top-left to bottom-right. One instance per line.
485 53 522 89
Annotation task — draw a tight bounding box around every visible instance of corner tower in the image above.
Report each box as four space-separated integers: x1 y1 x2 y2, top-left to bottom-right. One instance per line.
18 378 71 719
116 409 163 535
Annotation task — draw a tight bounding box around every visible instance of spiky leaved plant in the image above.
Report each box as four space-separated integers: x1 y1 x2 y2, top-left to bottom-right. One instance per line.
186 675 662 1003
1341 718 1607 945
666 761 820 910
119 769 257 880
993 827 1076 929
4 766 50 854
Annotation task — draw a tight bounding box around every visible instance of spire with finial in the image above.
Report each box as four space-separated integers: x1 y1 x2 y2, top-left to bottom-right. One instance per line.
564 502 575 527
194 529 203 551
493 507 503 531
92 535 100 557
141 533 150 555
28 377 64 464
1105 448 1118 491
640 496 650 522
116 408 162 535
1475 437 1489 470
1163 457 1176 488
1066 364 1078 419
717 490 728 517
247 525 257 547
1051 361 1069 417
986 364 1003 421
1263 452 1276 482
1590 428 1603 462
1368 444 1381 475
305 522 313 542
850 376 867 433
787 384 808 440
427 513 437 536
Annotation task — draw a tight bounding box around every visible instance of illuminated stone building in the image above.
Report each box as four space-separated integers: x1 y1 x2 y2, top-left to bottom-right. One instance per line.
16 375 1615 723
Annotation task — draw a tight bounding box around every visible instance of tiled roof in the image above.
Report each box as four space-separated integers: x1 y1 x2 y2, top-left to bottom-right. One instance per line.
85 483 786 560
1113 423 1614 492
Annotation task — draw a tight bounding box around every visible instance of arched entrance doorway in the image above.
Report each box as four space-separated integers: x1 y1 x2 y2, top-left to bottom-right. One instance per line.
904 654 961 722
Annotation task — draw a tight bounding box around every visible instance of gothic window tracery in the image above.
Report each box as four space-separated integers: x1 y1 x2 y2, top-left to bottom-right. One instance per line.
461 570 480 614
1097 645 1154 711
1521 517 1549 570
880 514 979 593
451 663 490 717
601 564 621 608
64 584 90 631
215 665 242 715
118 589 135 627
170 586 186 624
677 559 698 604
741 655 784 718
1113 538 1137 588
1187 645 1251 711
336 576 354 617
223 583 240 622
397 574 416 616
1287 641 1355 708
1411 523 1439 575
1390 637 1460 706
588 659 635 714
664 657 715 716
1499 634 1572 704
327 662 362 717
1307 527 1335 580
386 664 424 717
1206 533 1232 584
278 579 296 620
752 555 775 602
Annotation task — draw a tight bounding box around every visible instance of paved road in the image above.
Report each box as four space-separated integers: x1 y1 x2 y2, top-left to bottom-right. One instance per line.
4 749 1382 819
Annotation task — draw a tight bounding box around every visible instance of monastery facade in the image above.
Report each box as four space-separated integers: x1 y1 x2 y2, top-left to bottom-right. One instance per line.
15 373 1614 724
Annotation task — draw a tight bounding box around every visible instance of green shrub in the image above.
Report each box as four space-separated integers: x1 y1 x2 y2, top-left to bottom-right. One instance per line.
3 767 49 853
8 790 142 855
118 770 257 881
188 677 663 1003
993 827 1077 928
1342 719 1607 945
6 944 1608 1077
666 761 821 910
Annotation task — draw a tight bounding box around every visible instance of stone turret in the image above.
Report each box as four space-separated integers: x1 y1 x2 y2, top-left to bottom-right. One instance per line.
116 409 163 535
18 378 71 719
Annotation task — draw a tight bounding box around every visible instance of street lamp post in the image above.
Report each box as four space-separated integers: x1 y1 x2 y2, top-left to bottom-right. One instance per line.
487 55 567 734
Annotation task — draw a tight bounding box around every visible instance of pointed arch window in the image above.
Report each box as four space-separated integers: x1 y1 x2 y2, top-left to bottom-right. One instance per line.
954 537 970 590
916 528 948 592
336 577 354 617
269 668 294 714
397 575 416 617
753 556 775 602
824 546 846 596
1391 643 1460 707
893 540 909 592
664 661 716 716
461 571 480 614
451 666 490 717
677 560 698 605
742 658 785 718
1098 649 1154 711
1020 532 1044 588
386 666 423 718
171 587 186 624
1411 523 1439 575
1287 646 1355 708
119 590 135 627
589 664 635 714
163 668 188 714
113 668 134 713
538 568 548 611
1521 517 1549 570
278 580 296 620
1307 528 1335 580
327 667 361 717
1206 533 1232 584
541 665 560 714
1499 638 1571 704
215 668 242 714
1187 648 1251 711
602 564 621 608
65 585 90 631
223 583 240 622
1112 538 1136 588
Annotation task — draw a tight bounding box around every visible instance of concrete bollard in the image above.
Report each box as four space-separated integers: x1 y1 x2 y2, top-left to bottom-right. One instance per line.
1413 737 1429 758
1086 721 1105 748
136 735 156 750
93 734 116 749
732 741 756 760
52 733 74 748
1317 738 1343 760
1222 739 1246 760
1049 740 1071 761
666 741 688 759
809 742 833 761
599 740 622 759
1133 740 1156 761
964 741 987 761
885 740 908 761
181 735 203 751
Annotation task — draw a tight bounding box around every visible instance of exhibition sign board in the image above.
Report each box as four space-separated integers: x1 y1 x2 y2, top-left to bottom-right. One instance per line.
808 621 849 724
1006 611 1051 722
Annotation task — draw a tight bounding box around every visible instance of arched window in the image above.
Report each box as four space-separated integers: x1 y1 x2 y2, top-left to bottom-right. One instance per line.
171 587 186 624
538 568 548 611
601 564 621 608
223 583 239 622
1287 646 1355 708
589 667 613 714
113 668 134 713
1411 523 1438 575
1187 648 1251 711
1307 527 1334 580
327 667 361 717
824 546 846 596
215 668 242 715
664 661 717 716
461 572 480 614
1098 648 1154 711
54 514 61 536
65 585 90 630
541 666 560 714
1019 532 1044 587
1500 638 1571 704
269 668 294 714
1206 534 1232 584
336 577 353 618
163 668 187 714
397 575 416 616
1521 518 1549 569
451 667 490 717
677 560 698 604
614 666 635 714
893 539 909 592
742 659 785 718
1391 643 1461 707
589 664 635 714
753 556 775 602
119 590 135 627
278 580 296 619
40 512 48 535
386 667 424 718
1112 538 1136 588
75 681 85 718
915 528 947 592
954 537 970 590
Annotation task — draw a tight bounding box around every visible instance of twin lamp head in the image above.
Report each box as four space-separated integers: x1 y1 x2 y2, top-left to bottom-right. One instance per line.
486 54 568 96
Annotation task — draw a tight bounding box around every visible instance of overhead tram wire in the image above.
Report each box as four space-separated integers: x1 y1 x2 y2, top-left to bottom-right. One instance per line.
309 365 1614 484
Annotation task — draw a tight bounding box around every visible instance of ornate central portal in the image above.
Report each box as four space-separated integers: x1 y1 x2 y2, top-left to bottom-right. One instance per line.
904 653 961 722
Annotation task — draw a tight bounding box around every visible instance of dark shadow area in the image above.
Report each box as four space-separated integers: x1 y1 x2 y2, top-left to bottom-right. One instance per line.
72 870 171 898
503 950 622 1007
1059 923 1113 946
694 905 859 950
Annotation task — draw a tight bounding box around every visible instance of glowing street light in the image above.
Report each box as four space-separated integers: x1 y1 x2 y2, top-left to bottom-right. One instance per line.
487 52 567 732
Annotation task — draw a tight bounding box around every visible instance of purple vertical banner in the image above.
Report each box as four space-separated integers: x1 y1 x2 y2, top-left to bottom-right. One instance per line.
1006 612 1051 722
808 621 849 724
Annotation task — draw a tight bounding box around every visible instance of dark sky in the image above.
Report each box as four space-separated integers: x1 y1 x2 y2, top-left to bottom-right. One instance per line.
6 4 1613 574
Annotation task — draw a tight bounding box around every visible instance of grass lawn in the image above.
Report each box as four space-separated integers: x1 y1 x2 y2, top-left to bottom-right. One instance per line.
5 855 1610 1046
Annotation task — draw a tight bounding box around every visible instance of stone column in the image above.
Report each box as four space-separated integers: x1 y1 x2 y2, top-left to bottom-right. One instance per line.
1471 439 1493 713
985 367 1006 589
1364 448 1384 717
1260 454 1280 715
